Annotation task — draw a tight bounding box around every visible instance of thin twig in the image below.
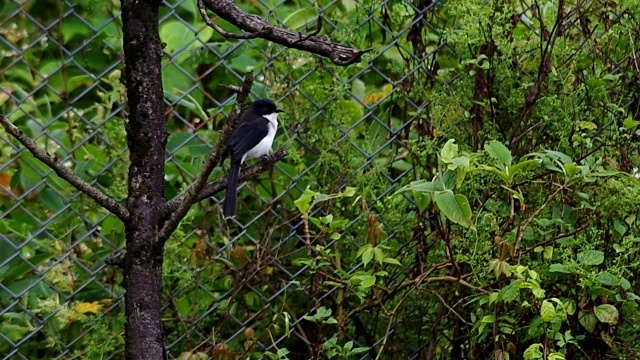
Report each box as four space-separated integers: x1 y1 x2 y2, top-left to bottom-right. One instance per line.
512 185 563 255
428 289 472 325
157 73 254 244
516 222 590 257
0 115 129 221
161 150 288 219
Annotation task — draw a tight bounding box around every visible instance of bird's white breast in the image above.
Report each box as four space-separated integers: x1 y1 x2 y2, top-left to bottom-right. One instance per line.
241 113 278 163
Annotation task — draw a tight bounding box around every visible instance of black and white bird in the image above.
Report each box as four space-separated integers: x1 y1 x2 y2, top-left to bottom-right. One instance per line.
223 98 284 219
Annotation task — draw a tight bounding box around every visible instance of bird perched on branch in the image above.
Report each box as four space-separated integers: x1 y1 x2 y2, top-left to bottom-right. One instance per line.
223 98 284 219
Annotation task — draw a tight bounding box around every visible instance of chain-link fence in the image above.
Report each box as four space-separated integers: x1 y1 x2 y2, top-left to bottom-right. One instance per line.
1 0 639 359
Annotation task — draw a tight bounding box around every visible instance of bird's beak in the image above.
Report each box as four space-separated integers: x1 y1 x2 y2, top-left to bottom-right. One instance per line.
276 108 285 113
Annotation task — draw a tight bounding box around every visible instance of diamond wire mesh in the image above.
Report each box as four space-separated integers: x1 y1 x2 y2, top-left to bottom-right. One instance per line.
1 0 639 359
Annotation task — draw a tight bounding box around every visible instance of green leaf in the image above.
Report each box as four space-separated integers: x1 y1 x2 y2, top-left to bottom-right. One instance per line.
373 247 385 264
623 117 639 129
38 188 66 212
412 190 431 213
361 247 374 267
507 159 541 178
579 311 597 333
383 257 401 266
282 7 318 30
578 250 604 266
578 121 597 130
294 187 317 214
477 165 510 182
433 191 472 227
563 299 576 316
548 263 572 274
594 304 619 324
440 139 458 161
595 272 620 286
350 347 370 354
588 286 616 296
485 141 512 166
360 275 376 288
548 352 566 360
540 300 556 322
159 20 213 55
523 344 543 360
543 246 553 260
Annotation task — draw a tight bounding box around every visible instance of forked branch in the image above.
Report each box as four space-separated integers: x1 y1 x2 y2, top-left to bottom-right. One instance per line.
0 116 130 221
157 73 256 243
199 0 367 66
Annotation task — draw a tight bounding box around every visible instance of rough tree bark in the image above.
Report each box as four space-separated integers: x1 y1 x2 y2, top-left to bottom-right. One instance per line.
1 0 363 358
120 0 168 358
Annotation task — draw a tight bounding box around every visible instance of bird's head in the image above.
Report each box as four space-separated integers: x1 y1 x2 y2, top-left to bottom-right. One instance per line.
251 98 284 116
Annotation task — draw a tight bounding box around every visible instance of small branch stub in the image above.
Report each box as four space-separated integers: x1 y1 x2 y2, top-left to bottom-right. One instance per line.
199 0 368 66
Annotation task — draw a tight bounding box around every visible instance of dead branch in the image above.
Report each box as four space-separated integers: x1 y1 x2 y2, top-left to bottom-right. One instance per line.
199 0 367 66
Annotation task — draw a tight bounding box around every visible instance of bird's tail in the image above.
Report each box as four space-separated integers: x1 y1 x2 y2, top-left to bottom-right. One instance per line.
223 162 241 219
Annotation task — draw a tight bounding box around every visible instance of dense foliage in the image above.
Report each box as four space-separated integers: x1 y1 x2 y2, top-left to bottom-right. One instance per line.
1 0 639 359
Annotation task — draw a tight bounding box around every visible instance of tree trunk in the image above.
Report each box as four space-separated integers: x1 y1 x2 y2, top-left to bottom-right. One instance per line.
121 0 168 358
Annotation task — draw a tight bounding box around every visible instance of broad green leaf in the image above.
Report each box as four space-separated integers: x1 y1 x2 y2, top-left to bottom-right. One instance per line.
623 117 639 129
588 286 616 296
282 7 318 30
594 304 619 324
361 247 374 267
433 191 472 227
477 164 510 182
38 188 66 212
563 299 576 316
595 272 620 286
523 344 543 360
360 275 376 288
480 315 495 323
443 156 470 171
548 352 566 360
548 263 572 274
543 246 553 260
507 159 541 178
540 300 556 322
294 187 317 213
579 311 597 333
412 190 431 213
440 139 458 161
563 163 582 177
578 121 597 130
485 140 512 166
578 250 604 266
373 247 385 264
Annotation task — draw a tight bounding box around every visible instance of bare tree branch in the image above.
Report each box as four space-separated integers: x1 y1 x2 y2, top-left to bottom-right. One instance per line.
162 150 287 218
198 0 267 39
200 0 368 66
157 73 254 244
0 115 129 221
